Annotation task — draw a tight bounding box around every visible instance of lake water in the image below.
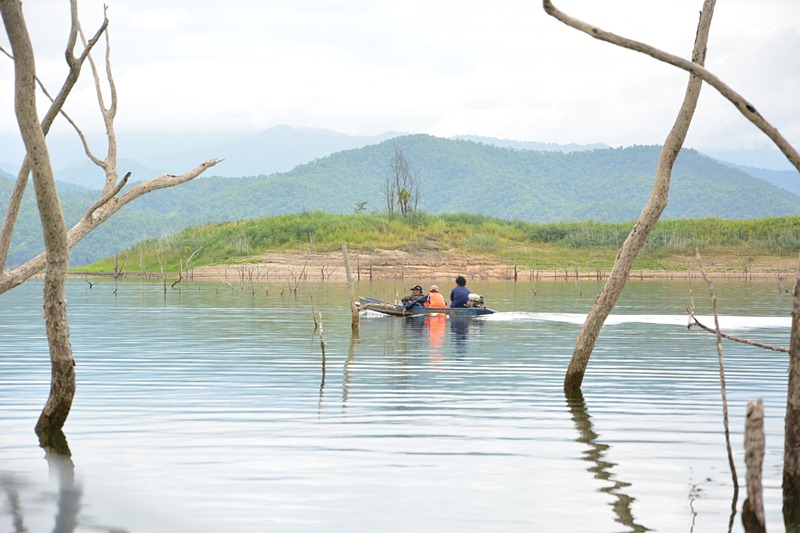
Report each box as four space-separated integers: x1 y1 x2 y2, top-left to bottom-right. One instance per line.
0 278 794 532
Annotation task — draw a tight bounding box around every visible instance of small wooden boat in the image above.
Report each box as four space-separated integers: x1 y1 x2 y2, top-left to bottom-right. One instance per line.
357 296 496 317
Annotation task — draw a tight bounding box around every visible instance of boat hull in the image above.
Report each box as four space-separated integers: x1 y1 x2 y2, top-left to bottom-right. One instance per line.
357 297 496 317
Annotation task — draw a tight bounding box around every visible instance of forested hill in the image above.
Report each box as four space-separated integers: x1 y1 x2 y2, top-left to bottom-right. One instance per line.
2 135 798 266
259 135 797 221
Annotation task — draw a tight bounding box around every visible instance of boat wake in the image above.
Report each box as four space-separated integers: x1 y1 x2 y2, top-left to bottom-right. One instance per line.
481 312 792 330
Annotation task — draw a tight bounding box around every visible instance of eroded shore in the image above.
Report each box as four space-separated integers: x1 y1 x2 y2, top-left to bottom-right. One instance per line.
179 248 797 282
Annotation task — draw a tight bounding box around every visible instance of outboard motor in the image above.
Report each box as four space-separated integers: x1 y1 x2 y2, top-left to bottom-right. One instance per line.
466 293 485 308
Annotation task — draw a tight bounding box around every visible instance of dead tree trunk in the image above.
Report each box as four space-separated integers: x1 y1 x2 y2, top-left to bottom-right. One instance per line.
547 0 716 390
785 258 800 525
0 4 220 297
743 398 766 533
1 1 220 436
342 242 359 335
2 0 75 435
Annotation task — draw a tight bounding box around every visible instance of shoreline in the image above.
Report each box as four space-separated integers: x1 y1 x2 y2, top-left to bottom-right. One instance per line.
74 248 798 283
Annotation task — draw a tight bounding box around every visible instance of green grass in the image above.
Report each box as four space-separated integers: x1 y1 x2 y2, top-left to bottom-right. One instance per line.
73 211 800 275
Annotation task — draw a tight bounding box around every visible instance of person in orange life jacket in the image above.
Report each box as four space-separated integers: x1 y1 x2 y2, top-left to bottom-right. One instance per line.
402 285 446 313
425 285 447 308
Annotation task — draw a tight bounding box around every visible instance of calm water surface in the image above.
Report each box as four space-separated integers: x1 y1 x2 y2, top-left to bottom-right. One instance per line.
0 278 793 532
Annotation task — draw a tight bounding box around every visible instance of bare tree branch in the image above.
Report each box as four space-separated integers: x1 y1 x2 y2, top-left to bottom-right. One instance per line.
0 4 108 271
0 158 221 295
79 6 120 193
543 0 800 172
562 0 716 390
0 5 222 300
686 310 789 353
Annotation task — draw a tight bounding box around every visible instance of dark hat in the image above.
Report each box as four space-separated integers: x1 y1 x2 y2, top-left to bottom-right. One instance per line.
410 285 423 291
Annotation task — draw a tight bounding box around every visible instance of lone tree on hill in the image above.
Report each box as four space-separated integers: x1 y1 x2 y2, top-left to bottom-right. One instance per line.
0 0 220 442
384 146 420 217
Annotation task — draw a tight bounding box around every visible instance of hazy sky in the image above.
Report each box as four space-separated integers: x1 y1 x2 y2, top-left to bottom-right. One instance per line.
2 0 799 168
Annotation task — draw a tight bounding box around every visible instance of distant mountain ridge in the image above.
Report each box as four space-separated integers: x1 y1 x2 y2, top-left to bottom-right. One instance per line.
1 134 798 267
0 125 406 186
727 163 800 197
0 125 792 189
451 135 608 153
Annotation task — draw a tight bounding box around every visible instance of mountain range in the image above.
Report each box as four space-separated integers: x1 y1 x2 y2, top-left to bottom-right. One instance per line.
0 129 798 267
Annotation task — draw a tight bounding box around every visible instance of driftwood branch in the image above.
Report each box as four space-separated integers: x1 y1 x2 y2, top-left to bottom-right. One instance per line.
543 0 800 172
686 310 789 353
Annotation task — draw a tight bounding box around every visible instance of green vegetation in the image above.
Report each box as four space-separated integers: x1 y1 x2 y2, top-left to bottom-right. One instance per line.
74 211 800 274
4 137 799 268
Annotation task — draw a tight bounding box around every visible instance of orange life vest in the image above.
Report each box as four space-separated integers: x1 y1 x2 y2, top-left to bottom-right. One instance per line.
425 291 447 308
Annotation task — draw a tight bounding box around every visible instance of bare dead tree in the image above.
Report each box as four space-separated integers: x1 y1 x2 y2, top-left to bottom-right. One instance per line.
0 2 220 436
384 146 419 217
112 252 126 294
155 246 167 294
0 6 221 297
383 174 395 217
2 0 75 438
0 3 107 272
544 0 800 513
785 256 800 522
181 243 206 281
549 0 716 390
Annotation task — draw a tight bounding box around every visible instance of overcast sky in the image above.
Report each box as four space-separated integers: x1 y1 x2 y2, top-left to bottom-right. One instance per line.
2 0 799 169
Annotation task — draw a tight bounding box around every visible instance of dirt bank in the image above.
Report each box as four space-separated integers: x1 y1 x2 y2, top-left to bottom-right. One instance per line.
186 248 797 282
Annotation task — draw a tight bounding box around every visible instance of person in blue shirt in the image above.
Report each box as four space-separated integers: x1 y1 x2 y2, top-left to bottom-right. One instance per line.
449 275 471 308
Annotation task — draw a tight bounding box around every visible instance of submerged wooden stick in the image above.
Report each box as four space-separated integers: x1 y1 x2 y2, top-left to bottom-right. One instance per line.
342 242 359 334
743 398 766 533
696 248 739 497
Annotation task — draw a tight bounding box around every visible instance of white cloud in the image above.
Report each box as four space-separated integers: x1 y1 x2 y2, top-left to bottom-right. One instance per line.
1 0 799 168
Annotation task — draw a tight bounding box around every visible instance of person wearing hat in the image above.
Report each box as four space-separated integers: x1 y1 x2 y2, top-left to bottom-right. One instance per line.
425 285 447 308
402 284 426 309
402 284 425 305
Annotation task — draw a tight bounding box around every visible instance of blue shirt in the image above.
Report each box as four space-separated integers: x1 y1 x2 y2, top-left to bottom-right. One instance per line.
450 285 471 308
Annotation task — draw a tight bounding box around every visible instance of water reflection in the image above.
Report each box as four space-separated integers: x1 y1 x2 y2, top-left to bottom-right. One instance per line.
425 314 446 361
0 431 127 533
1 474 25 533
342 334 357 407
565 390 650 533
2 280 793 531
39 430 81 533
